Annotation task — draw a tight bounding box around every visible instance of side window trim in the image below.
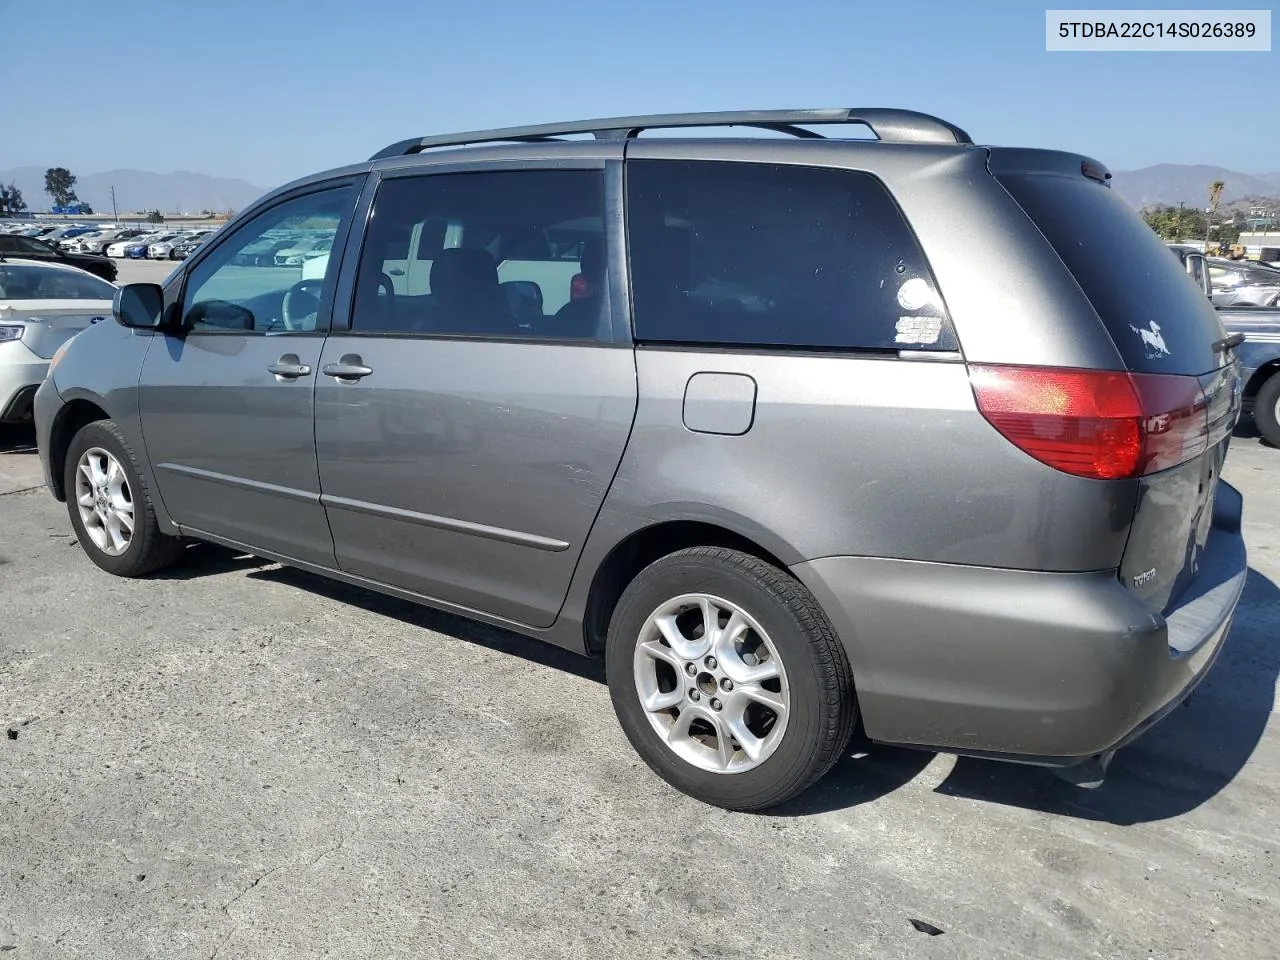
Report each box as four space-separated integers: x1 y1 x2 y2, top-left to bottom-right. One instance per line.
175 176 365 337
339 161 624 345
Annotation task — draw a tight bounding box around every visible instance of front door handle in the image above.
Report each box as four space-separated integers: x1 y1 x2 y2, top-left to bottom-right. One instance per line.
322 354 373 382
267 354 312 380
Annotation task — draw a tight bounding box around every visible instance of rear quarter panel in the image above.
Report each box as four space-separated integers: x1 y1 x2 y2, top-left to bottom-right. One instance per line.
585 348 1137 571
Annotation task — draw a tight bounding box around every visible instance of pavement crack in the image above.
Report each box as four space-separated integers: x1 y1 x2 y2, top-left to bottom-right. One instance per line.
209 835 347 959
0 485 42 498
310 833 346 867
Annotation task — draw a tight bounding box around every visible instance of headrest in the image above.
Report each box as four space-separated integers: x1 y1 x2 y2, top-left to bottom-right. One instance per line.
430 248 498 302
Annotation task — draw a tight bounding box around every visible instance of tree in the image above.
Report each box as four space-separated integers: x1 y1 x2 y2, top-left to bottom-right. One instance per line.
1141 204 1208 242
44 167 79 207
1208 180 1225 217
0 181 27 216
145 209 165 223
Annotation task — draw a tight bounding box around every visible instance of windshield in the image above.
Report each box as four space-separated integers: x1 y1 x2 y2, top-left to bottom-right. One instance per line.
0 264 116 300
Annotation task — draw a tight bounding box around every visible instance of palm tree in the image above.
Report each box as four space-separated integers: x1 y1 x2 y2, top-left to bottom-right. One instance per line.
1207 180 1225 248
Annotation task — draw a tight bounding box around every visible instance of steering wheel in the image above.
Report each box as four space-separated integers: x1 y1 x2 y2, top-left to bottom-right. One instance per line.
281 279 323 331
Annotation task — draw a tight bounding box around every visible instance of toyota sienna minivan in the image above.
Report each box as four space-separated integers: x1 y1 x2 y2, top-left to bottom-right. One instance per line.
34 108 1248 811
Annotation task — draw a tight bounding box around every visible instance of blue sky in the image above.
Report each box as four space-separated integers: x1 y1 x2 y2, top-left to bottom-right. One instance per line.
3 0 1275 188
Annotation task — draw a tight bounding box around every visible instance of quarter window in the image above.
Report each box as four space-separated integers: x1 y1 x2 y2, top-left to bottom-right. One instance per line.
180 186 353 333
352 170 609 340
625 160 956 352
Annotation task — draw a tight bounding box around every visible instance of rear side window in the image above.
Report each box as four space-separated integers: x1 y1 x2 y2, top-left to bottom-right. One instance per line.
998 174 1226 375
625 160 956 352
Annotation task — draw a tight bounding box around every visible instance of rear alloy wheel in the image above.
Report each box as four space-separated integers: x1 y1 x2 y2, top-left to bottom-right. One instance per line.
606 546 858 811
1255 372 1280 447
65 419 185 577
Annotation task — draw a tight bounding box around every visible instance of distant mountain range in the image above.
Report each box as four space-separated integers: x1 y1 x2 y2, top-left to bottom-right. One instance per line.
1110 165 1280 209
1 162 1276 217
0 167 267 216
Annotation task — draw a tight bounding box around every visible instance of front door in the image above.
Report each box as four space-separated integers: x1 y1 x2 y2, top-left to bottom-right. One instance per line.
138 183 360 566
314 163 636 628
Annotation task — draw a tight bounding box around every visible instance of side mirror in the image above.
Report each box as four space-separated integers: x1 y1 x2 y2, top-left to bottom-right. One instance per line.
113 283 166 329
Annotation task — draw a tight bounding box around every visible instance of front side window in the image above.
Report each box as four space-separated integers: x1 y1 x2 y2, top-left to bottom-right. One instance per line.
352 170 608 340
181 186 353 333
625 160 956 352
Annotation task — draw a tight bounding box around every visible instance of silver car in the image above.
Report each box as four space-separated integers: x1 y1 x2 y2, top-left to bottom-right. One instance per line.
0 259 114 423
33 109 1249 811
1208 258 1280 308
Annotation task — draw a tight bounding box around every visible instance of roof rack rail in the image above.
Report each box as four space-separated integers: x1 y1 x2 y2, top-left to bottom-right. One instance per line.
369 108 972 160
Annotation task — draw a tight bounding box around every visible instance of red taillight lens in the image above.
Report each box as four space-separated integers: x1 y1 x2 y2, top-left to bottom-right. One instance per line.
969 365 1208 480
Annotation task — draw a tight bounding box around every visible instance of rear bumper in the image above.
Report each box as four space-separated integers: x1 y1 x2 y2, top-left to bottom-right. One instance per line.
791 482 1247 766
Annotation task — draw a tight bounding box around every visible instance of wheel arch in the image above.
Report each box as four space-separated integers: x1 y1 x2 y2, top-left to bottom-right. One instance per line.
1243 359 1280 405
580 517 799 655
47 393 112 502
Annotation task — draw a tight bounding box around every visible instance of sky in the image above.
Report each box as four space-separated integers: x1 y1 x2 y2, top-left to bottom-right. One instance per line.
3 0 1276 189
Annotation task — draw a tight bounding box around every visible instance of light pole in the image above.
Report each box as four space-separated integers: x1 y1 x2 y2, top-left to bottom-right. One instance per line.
110 185 118 223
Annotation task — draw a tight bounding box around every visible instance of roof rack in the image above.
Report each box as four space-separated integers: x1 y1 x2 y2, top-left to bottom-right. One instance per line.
369 108 972 161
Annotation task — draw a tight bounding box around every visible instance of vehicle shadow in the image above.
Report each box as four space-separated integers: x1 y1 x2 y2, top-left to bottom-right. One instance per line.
173 549 1276 821
927 566 1280 825
245 562 606 684
248 562 930 810
152 542 275 580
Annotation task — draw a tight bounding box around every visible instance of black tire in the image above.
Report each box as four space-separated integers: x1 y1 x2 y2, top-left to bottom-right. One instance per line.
1255 372 1280 448
64 419 185 577
605 546 858 812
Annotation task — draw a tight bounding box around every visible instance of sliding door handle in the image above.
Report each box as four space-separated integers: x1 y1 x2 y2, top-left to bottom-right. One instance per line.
322 354 373 382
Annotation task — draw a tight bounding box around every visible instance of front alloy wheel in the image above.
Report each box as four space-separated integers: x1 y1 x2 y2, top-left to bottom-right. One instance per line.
74 447 135 556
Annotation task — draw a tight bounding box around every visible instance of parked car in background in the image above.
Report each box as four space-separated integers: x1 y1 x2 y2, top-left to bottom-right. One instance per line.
272 233 334 266
1218 306 1280 446
1208 258 1280 307
1170 243 1280 446
73 231 136 256
0 259 115 423
0 234 118 282
125 234 179 259
232 234 298 266
35 108 1249 812
169 232 215 260
42 225 96 245
149 233 204 259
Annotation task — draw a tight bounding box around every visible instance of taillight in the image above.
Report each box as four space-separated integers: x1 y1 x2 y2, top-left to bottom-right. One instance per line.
969 365 1208 480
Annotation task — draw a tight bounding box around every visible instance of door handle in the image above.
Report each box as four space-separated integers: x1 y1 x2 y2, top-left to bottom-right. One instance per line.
388 268 405 276
267 354 312 380
322 354 373 382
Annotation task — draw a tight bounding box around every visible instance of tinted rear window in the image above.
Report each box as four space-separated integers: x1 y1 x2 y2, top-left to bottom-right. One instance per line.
998 173 1226 375
626 160 957 352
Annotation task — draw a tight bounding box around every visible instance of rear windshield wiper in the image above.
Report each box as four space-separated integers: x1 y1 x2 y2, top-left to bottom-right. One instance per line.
1212 332 1246 353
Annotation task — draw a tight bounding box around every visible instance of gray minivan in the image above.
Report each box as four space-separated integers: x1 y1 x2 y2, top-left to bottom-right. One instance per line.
34 109 1248 811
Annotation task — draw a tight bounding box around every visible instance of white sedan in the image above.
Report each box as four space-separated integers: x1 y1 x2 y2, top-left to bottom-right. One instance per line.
149 233 204 259
0 259 115 423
